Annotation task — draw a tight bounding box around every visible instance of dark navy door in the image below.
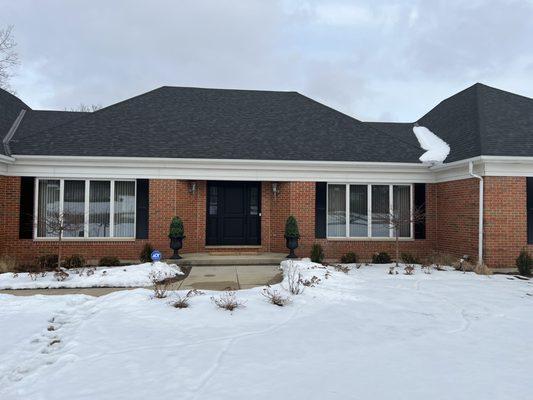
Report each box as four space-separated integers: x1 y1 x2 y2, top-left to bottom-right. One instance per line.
206 181 261 245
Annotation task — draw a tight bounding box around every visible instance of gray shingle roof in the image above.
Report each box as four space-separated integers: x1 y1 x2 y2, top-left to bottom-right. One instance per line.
0 88 30 155
368 83 533 163
4 83 533 164
9 87 423 162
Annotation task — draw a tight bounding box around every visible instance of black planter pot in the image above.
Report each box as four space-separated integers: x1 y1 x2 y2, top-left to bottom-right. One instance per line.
285 236 299 259
169 236 185 259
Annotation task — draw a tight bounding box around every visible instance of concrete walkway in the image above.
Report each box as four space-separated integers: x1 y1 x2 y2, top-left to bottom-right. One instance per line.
0 265 283 297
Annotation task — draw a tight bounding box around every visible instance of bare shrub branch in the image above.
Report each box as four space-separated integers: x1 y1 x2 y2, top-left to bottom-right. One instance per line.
211 291 246 311
285 261 304 295
262 287 291 307
149 271 173 299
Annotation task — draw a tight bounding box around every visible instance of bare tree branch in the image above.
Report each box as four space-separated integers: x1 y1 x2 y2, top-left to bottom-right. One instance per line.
0 25 19 92
65 103 102 112
373 206 426 267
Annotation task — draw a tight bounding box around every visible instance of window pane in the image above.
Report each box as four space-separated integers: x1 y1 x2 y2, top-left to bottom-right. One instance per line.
209 186 218 215
114 181 135 237
37 180 60 237
372 185 390 237
63 180 85 238
89 181 110 237
393 185 411 238
328 184 346 237
349 185 368 237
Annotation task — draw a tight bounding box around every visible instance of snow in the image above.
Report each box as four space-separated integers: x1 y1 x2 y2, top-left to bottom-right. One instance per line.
0 262 183 290
413 125 450 163
1 260 532 400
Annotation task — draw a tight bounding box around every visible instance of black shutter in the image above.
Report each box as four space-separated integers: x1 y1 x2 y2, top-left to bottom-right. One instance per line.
315 182 327 238
527 178 533 244
414 183 426 240
136 179 149 239
19 177 35 239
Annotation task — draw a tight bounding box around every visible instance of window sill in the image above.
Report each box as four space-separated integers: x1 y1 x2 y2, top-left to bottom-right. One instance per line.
33 237 137 242
326 237 415 242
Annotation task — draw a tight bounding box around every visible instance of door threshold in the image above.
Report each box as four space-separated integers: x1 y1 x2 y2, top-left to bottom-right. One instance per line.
205 245 262 249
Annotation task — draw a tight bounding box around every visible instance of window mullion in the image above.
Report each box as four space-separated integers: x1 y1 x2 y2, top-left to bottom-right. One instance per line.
389 184 394 238
84 180 90 238
110 180 115 237
59 179 64 239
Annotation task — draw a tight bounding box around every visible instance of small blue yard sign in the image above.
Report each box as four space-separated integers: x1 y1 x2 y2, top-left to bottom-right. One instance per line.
150 250 162 262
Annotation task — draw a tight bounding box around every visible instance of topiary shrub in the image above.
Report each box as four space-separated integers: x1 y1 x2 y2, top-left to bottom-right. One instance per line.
284 216 300 238
372 252 392 264
37 254 58 271
140 243 154 263
62 254 85 269
310 244 324 263
340 252 358 263
169 216 184 238
516 249 532 276
401 252 419 264
98 256 120 267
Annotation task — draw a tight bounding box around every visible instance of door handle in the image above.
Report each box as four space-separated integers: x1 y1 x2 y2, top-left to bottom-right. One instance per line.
259 213 262 217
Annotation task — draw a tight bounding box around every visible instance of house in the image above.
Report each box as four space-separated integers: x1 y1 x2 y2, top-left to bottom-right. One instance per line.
1 83 532 268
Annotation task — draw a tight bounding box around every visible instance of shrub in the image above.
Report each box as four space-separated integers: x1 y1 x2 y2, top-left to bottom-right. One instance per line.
149 270 173 299
300 275 321 287
211 291 246 311
284 216 300 238
426 251 456 266
310 244 324 263
401 253 419 264
285 261 303 295
516 249 532 276
139 243 154 263
403 265 415 275
333 264 351 274
62 254 85 269
169 216 184 238
372 252 392 264
474 263 492 276
37 254 58 271
98 256 120 267
54 269 69 281
0 255 18 273
340 252 358 263
170 295 190 309
262 287 291 307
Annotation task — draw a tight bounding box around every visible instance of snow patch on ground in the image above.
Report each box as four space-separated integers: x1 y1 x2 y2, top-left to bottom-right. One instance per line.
0 261 532 400
0 262 183 290
413 125 450 163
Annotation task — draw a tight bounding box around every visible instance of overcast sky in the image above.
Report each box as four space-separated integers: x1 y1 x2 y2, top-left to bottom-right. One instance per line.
3 0 533 121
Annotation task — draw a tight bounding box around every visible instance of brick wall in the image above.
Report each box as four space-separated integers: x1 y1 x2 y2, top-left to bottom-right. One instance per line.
0 175 529 268
483 176 527 267
433 178 480 261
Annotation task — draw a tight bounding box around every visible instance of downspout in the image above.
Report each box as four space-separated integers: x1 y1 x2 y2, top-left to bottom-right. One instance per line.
469 161 483 265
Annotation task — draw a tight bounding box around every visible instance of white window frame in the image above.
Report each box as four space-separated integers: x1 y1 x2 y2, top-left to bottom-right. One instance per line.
326 183 414 240
34 178 137 240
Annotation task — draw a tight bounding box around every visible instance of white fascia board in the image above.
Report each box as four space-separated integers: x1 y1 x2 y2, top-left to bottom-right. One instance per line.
5 155 435 183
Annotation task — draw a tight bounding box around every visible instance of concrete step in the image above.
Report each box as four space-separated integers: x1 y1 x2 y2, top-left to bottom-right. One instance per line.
176 252 286 267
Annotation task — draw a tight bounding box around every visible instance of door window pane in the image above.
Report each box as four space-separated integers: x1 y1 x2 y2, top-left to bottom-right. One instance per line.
349 185 368 237
63 180 85 237
393 185 411 237
250 186 259 215
114 181 135 237
372 185 390 237
89 181 110 237
328 184 346 237
37 180 60 237
209 186 218 215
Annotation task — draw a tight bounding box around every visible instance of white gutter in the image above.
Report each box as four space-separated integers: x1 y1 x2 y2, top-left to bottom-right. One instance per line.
469 161 483 265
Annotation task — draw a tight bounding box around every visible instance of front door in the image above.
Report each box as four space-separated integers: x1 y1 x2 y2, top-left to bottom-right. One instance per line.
206 181 261 245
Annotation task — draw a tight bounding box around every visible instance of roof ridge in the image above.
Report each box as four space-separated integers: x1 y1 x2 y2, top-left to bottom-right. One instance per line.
160 85 296 94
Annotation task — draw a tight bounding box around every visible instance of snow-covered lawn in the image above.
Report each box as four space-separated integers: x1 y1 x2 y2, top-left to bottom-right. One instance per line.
0 262 183 289
0 260 532 400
